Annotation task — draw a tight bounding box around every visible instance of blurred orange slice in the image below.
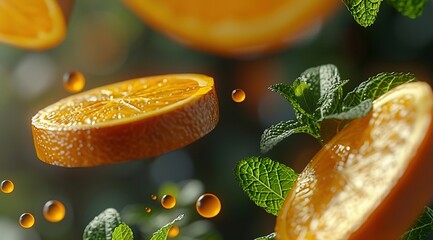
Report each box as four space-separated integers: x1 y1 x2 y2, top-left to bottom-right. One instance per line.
123 0 340 56
0 0 68 50
276 82 433 239
32 74 219 167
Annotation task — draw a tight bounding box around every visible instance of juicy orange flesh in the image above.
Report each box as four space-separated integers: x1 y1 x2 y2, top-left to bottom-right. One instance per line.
0 0 52 37
160 0 285 21
279 95 418 239
38 78 200 127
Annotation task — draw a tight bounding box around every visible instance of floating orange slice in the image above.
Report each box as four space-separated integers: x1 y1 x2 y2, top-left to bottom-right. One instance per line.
31 74 219 167
123 0 340 56
0 0 69 50
276 82 433 239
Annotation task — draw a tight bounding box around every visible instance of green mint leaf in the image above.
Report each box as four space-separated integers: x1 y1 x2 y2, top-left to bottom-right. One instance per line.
83 208 122 240
269 83 313 120
255 232 276 240
235 157 298 216
401 207 433 240
112 224 134 240
294 64 346 118
269 64 346 120
260 120 318 153
343 0 383 27
387 0 429 18
343 72 415 108
324 99 372 120
150 214 184 240
265 65 345 149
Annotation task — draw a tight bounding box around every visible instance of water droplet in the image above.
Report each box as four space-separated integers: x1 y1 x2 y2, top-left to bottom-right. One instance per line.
145 207 152 213
150 194 157 201
168 225 179 238
19 213 35 228
231 89 246 103
1 180 14 193
161 194 176 209
196 193 221 218
63 71 85 93
43 200 66 222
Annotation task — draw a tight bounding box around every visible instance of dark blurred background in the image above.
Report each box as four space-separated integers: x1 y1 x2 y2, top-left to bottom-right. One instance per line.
0 1 433 239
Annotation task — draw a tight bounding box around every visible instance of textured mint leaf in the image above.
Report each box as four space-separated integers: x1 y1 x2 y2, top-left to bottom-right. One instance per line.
324 99 372 120
255 232 276 240
401 207 433 240
265 65 345 148
343 0 383 27
150 214 184 240
112 224 133 240
343 72 415 108
235 157 298 216
269 65 346 120
269 83 313 120
83 208 122 240
294 64 346 118
260 120 318 153
387 0 429 18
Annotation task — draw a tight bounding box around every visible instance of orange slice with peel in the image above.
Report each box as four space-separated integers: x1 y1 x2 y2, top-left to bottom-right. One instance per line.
0 0 68 50
123 0 340 56
276 82 433 239
31 74 219 167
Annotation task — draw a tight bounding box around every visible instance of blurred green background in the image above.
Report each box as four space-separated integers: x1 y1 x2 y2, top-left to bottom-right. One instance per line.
1 1 433 239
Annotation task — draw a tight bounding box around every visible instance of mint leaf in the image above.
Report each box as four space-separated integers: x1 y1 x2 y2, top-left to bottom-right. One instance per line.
83 208 122 240
260 120 315 153
235 157 298 216
387 0 429 18
324 99 372 120
150 214 184 240
255 232 276 240
343 0 383 27
112 224 134 240
264 65 346 148
401 207 433 240
343 72 415 108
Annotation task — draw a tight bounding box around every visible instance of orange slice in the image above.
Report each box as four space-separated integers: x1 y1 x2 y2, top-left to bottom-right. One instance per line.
123 0 340 56
0 0 68 50
276 82 433 239
31 74 219 167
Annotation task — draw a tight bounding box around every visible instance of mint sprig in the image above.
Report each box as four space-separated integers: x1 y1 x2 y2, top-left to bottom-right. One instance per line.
343 0 431 27
260 64 415 153
84 208 184 240
235 157 297 216
402 207 433 240
150 214 184 240
112 224 134 240
83 208 122 240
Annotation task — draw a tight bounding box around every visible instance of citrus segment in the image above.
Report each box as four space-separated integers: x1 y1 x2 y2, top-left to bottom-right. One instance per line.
0 0 67 50
32 74 219 167
123 0 340 56
276 82 433 239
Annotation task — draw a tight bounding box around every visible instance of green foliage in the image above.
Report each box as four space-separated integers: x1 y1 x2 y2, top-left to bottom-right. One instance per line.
387 0 430 18
343 0 431 26
402 207 433 240
254 232 276 240
112 224 134 240
343 0 383 27
261 64 416 153
342 72 415 108
235 157 298 216
150 214 184 240
83 208 122 240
